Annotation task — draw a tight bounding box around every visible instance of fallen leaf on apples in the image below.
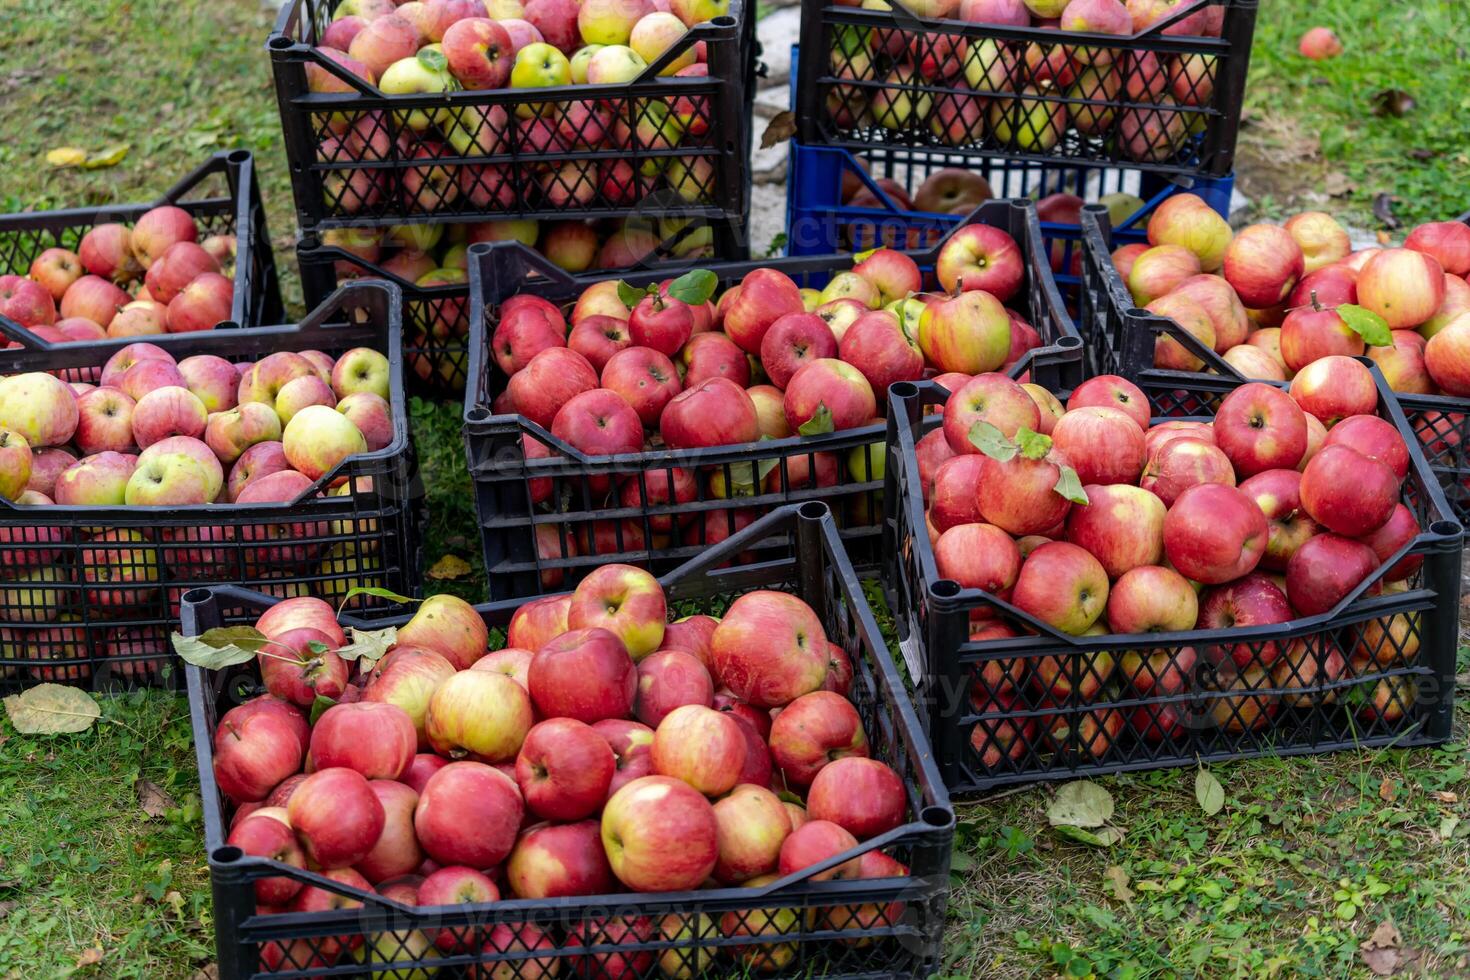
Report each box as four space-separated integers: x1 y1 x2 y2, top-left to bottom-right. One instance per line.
169 627 270 671
1053 824 1124 847
309 695 337 726
135 779 178 820
75 948 105 969
81 144 129 169
45 147 88 167
1378 776 1398 803
761 111 796 149
1047 780 1114 828
1103 865 1133 902
427 554 472 580
1339 305 1393 347
338 626 397 668
1195 768 1226 816
1370 89 1416 118
3 684 101 734
1359 919 1403 976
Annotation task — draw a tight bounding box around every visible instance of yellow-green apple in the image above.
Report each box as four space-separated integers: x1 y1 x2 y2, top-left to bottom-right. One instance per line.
53 451 134 506
1420 274 1470 339
281 403 366 479
1127 243 1200 306
918 290 1012 374
504 819 616 901
1011 541 1109 634
716 873 809 972
1051 405 1147 485
515 718 616 821
670 0 727 24
568 42 605 82
73 388 135 455
1287 354 1377 425
934 523 1020 598
710 784 790 884
650 704 745 795
424 669 534 762
1279 300 1363 371
226 814 306 905
1281 211 1351 274
767 690 866 785
129 205 197 269
363 647 456 748
211 699 307 804
205 402 281 466
1425 313 1470 394
602 774 719 891
567 562 666 660
1146 194 1231 272
868 66 932 130
1237 468 1319 571
629 11 694 73
274 374 337 424
1357 247 1446 330
1163 482 1268 584
0 372 77 450
777 818 861 881
1064 483 1165 577
507 347 599 429
528 627 638 723
578 0 651 45
507 594 571 652
1224 343 1288 381
1108 564 1197 639
806 757 904 840
1173 276 1248 354
1299 443 1397 538
935 223 1024 300
593 718 654 798
1212 381 1308 477
137 435 223 499
661 376 759 447
819 271 882 311
1221 223 1305 309
711 591 829 709
414 761 524 870
1406 220 1470 277
1197 572 1293 669
723 268 805 354
1118 94 1190 162
813 297 867 344
1063 64 1121 135
634 650 713 727
542 220 599 272
974 431 1076 535
166 271 233 332
286 766 386 870
77 223 140 283
1146 292 1215 371
758 313 838 390
329 347 391 401
583 41 645 83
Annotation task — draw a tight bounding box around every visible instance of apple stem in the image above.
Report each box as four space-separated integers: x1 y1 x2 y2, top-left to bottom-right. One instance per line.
1310 289 1322 313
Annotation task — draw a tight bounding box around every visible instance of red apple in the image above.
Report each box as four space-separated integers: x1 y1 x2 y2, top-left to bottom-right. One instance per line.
516 717 616 821
528 627 637 723
1300 444 1398 537
1139 437 1235 506
1212 381 1308 476
310 701 416 781
1237 468 1320 571
1064 483 1166 578
415 761 524 870
767 691 868 786
709 591 829 708
1223 224 1304 309
505 819 615 899
601 775 719 891
806 757 905 840
1163 483 1268 584
1198 573 1293 669
287 766 386 869
1066 374 1150 430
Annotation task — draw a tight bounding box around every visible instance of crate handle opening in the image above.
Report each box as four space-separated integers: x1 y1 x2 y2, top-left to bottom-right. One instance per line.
1430 520 1463 538
920 805 955 829
211 846 244 864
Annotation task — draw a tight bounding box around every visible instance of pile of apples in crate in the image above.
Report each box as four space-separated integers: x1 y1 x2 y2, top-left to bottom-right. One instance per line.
920 364 1422 757
494 229 1040 544
1123 194 1470 397
210 567 908 972
4 207 238 338
828 0 1225 162
313 0 728 212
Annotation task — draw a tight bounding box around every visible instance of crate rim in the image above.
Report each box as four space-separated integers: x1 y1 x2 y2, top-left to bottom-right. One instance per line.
888 370 1464 655
182 501 956 926
0 279 410 517
0 150 279 335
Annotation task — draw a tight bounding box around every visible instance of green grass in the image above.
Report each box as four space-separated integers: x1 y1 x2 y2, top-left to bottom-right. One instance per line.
1241 2 1470 227
1 1 1469 977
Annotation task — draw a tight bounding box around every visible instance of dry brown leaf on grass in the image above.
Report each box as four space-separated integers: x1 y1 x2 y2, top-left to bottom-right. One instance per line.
1430 791 1457 803
426 554 472 580
1360 919 1405 976
1103 866 1133 903
75 948 104 969
3 685 100 734
135 779 178 819
1378 777 1398 803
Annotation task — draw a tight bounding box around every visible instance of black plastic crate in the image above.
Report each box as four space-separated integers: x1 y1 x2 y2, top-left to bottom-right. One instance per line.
181 502 955 980
1080 205 1470 525
268 0 756 234
0 281 423 693
464 199 1081 600
795 0 1255 179
297 216 751 399
0 151 282 335
883 372 1462 795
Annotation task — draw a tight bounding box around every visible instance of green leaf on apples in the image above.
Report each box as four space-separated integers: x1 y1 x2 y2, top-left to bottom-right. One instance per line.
417 48 448 72
169 627 270 670
723 462 760 497
1053 465 1090 505
616 280 649 310
336 586 420 617
853 247 879 263
1015 427 1054 461
1195 767 1225 816
1053 824 1124 847
1337 304 1393 347
1047 780 1114 828
666 269 718 307
798 403 835 437
968 420 1017 461
337 626 399 672
309 695 337 726
3 684 101 735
